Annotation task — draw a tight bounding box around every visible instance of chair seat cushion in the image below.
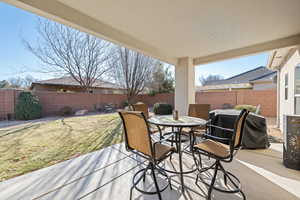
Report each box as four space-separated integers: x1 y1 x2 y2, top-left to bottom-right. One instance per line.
194 139 230 158
154 143 175 160
182 127 205 136
149 124 165 134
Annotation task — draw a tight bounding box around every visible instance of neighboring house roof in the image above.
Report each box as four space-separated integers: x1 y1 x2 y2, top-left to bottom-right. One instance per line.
204 66 275 86
196 83 252 91
31 77 124 90
198 66 276 91
249 71 277 83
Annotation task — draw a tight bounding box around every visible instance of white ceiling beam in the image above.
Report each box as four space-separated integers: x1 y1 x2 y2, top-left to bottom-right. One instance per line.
3 0 177 65
193 34 300 66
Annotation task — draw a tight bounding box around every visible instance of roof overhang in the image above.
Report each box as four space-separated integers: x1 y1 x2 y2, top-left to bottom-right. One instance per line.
30 82 125 90
3 0 300 65
197 83 252 91
267 47 300 70
250 79 274 84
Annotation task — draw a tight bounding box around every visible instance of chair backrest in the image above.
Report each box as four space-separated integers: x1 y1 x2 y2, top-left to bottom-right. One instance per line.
230 109 249 153
118 111 152 157
132 103 149 119
188 104 210 120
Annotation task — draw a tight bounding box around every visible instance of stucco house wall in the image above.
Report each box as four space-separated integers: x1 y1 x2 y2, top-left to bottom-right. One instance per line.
252 82 276 90
278 49 300 130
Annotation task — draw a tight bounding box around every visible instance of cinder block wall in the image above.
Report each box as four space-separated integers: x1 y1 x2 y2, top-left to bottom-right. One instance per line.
138 93 174 107
196 89 277 117
34 91 128 116
0 89 276 119
0 89 174 118
0 89 22 120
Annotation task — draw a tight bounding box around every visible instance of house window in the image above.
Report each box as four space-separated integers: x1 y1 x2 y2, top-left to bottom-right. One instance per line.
294 65 300 114
285 73 288 100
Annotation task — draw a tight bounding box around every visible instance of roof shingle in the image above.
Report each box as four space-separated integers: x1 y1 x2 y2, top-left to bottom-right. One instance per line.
32 77 123 89
204 66 275 86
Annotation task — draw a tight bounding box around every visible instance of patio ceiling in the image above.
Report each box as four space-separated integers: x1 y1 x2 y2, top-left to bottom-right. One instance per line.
4 0 300 65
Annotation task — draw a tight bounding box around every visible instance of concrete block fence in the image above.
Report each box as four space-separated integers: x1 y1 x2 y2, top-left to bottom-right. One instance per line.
0 88 276 120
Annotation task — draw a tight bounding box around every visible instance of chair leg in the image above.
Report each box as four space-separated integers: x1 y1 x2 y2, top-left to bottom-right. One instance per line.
170 127 175 147
169 135 175 161
198 152 203 168
189 131 193 151
143 163 151 182
158 125 163 140
195 173 200 185
158 166 173 191
208 161 219 200
150 163 162 200
224 173 228 185
219 163 239 189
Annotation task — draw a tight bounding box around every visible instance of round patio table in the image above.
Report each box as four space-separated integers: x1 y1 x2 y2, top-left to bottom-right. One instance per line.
148 115 206 192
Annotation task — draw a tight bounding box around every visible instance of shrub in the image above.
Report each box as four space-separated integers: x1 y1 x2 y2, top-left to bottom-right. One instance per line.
59 106 73 116
121 100 129 108
15 92 42 120
153 103 173 115
148 90 157 96
234 104 257 113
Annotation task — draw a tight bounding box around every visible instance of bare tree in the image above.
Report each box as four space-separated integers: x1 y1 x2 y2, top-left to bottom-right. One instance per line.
0 80 9 88
23 19 111 91
199 74 224 86
147 62 174 94
8 77 23 88
5 76 37 89
23 75 37 89
109 46 158 103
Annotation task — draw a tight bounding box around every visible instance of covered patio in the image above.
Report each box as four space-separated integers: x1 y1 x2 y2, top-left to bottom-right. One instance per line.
2 1 300 200
0 140 299 200
3 0 300 115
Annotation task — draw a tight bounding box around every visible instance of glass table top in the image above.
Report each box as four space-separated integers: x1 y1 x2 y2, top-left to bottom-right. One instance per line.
148 115 206 127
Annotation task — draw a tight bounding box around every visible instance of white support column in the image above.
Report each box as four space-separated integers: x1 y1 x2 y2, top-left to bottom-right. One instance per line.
175 57 195 115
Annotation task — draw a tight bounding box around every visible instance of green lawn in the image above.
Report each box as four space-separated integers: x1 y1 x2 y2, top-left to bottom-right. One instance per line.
0 113 123 182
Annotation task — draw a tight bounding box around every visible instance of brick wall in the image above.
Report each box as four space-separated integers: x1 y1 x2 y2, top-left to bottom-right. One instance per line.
196 91 237 108
34 91 128 116
196 89 277 117
138 93 174 107
0 89 22 120
0 89 276 119
36 92 174 116
0 89 174 118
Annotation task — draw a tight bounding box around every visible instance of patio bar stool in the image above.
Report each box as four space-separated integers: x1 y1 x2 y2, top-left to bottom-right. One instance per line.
132 102 164 134
132 102 149 118
193 109 249 200
182 104 211 150
118 111 175 200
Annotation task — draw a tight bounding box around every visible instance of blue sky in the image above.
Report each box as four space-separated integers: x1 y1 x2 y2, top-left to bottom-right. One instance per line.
0 3 46 80
195 53 269 84
0 3 269 86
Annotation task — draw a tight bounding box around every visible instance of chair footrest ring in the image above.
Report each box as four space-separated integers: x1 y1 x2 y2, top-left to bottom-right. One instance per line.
198 168 242 193
132 167 170 195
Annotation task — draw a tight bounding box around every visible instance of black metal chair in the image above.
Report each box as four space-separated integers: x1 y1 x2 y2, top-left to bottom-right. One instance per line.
193 109 249 200
118 111 175 200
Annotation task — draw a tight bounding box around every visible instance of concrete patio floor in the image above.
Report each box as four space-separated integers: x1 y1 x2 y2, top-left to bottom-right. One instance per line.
0 140 299 200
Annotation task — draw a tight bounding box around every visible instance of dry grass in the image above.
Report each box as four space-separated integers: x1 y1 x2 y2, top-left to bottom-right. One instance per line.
0 113 123 182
